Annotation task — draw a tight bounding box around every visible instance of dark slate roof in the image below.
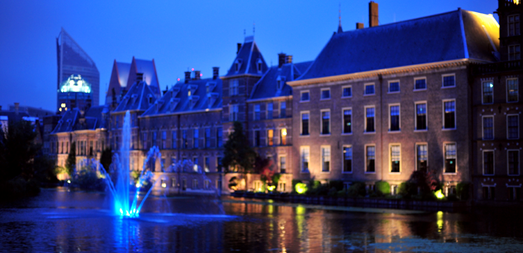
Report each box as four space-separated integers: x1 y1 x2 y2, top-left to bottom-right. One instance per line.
249 61 312 100
0 111 31 125
225 36 269 77
113 80 157 113
51 109 79 133
298 9 499 80
126 58 161 96
51 105 108 133
141 77 223 116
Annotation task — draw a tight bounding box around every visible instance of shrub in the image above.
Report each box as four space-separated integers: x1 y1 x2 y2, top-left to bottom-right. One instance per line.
337 189 347 197
375 181 390 196
456 182 470 200
329 180 344 191
328 187 338 196
347 182 366 197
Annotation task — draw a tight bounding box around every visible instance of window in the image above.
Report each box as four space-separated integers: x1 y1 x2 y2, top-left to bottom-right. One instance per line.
300 91 310 102
230 104 239 121
507 115 519 139
388 81 400 93
279 182 286 192
182 130 188 148
280 101 286 118
343 108 352 134
254 104 260 120
193 129 199 148
230 79 239 95
444 143 457 173
415 102 427 130
171 178 176 188
321 89 331 100
443 100 456 129
254 130 260 147
366 146 376 173
204 156 210 172
257 58 263 72
508 150 520 176
280 128 287 145
279 156 286 173
508 187 520 201
483 116 494 140
301 112 309 135
365 107 375 132
321 146 330 172
364 83 375 95
508 14 520 36
216 127 223 147
267 129 274 146
390 145 401 173
483 150 494 175
414 77 426 90
161 131 167 149
234 59 241 72
342 86 352 98
205 128 211 148
482 186 495 200
416 144 428 172
442 74 455 87
507 78 519 102
143 133 148 149
301 146 310 172
216 156 223 172
343 146 352 173
482 81 494 104
152 132 157 147
389 105 400 131
193 179 199 189
267 102 273 119
321 110 330 135
509 44 521 61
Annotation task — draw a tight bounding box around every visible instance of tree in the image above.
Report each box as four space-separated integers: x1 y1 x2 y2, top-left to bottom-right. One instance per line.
99 147 112 173
0 120 39 182
65 142 76 176
221 121 256 174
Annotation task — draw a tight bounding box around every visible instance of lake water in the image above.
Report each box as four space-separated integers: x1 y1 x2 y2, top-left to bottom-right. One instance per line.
1 188 522 252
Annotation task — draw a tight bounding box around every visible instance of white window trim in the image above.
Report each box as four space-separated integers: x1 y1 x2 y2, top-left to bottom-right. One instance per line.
278 155 287 173
341 85 352 98
341 107 352 135
300 111 310 137
320 88 331 100
364 105 376 134
364 82 376 96
482 150 495 176
442 99 457 131
279 101 286 118
342 145 353 174
414 101 428 132
413 76 427 91
389 143 401 174
266 128 274 146
300 90 310 102
506 78 519 103
441 73 456 88
388 103 401 133
300 146 310 173
387 79 401 94
507 149 521 176
266 102 273 119
507 114 520 140
365 144 376 174
482 115 495 140
253 104 260 121
443 142 458 175
481 80 494 105
415 142 428 171
320 109 331 136
320 145 331 173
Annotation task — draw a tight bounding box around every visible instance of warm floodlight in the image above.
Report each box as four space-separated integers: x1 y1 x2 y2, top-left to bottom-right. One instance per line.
295 183 308 194
434 189 445 199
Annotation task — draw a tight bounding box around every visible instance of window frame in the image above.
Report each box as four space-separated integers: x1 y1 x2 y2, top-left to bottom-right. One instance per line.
266 129 274 146
441 73 456 88
442 99 457 130
506 78 519 103
365 144 376 174
253 129 261 147
229 104 239 121
342 145 353 174
342 107 352 135
267 102 273 119
414 101 428 131
414 77 427 91
388 103 401 132
481 80 494 105
279 155 287 173
320 88 331 100
320 145 331 173
508 44 521 61
508 14 521 37
364 105 376 134
389 144 401 173
482 149 495 176
364 82 375 96
507 114 520 139
300 146 310 173
341 85 352 98
254 104 260 121
300 90 310 102
229 79 239 96
320 109 331 136
507 149 520 176
415 143 428 172
300 111 310 136
388 80 401 93
280 101 286 118
482 115 494 140
443 142 457 174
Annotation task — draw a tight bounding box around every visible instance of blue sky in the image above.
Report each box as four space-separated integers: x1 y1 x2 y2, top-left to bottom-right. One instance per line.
0 0 497 112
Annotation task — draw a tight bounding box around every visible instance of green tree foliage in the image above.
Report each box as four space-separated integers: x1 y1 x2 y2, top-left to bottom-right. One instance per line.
221 122 256 173
0 120 39 182
65 142 76 176
375 181 391 195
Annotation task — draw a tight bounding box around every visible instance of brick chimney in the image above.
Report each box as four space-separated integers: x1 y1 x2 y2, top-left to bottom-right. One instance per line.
278 53 286 68
286 55 293 64
194 70 201 80
184 71 191 83
14 102 19 115
356 22 364 29
212 67 219 80
237 43 242 54
136 73 144 81
369 1 379 27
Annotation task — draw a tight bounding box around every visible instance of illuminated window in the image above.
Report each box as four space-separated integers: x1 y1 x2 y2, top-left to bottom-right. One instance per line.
267 129 274 146
483 116 494 140
442 74 455 87
482 81 494 104
415 102 427 130
279 156 286 173
342 86 352 98
507 78 519 102
321 110 330 135
193 157 198 172
204 156 210 172
364 83 375 95
300 146 309 173
443 100 456 129
321 146 330 172
507 115 519 139
280 128 287 145
416 144 428 172
254 104 260 120
343 108 352 134
414 78 426 90
267 102 273 119
366 145 376 173
483 150 494 175
343 145 352 173
509 44 521 61
388 81 400 93
508 150 520 176
389 105 400 131
301 112 309 135
390 145 400 173
300 91 310 102
444 143 457 173
365 107 375 132
508 14 520 36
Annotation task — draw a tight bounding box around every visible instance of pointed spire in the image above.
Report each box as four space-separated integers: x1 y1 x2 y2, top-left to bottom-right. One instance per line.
338 3 343 33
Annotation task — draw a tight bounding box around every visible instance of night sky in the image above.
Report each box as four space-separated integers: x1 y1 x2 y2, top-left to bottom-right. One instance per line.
0 0 497 112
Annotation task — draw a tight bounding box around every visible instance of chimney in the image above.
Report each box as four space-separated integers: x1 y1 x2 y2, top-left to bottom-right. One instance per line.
278 53 286 68
194 70 201 80
14 102 19 115
286 55 293 64
136 73 144 81
356 22 364 29
369 1 379 27
212 67 219 80
184 71 191 83
0 105 2 111
163 86 168 95
237 43 242 54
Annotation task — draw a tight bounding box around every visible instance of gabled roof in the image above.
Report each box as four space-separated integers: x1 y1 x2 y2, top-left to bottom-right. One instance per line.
113 80 158 113
249 61 312 100
127 57 161 96
106 60 131 103
51 109 79 133
141 77 223 117
51 105 108 133
225 36 269 77
298 9 499 81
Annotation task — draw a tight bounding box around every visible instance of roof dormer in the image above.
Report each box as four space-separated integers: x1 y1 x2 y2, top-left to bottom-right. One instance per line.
169 98 180 111
257 58 263 73
234 59 243 72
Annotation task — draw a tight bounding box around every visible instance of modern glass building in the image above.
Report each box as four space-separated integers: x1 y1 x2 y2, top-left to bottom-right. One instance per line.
56 28 99 113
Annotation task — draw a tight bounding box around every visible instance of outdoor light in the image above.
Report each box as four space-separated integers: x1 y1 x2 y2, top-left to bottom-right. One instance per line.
295 183 308 194
434 189 445 199
267 185 275 192
161 182 167 188
281 129 287 136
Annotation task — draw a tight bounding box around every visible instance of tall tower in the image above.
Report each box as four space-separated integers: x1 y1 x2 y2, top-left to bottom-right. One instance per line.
497 0 522 61
56 28 100 114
